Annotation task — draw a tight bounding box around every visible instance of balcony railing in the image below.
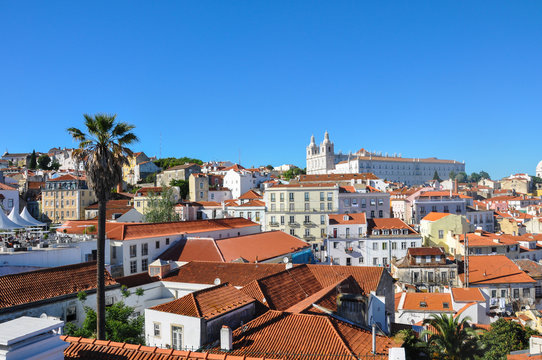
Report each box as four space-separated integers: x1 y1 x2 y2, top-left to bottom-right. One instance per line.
269 222 279 227
288 222 300 228
303 236 316 241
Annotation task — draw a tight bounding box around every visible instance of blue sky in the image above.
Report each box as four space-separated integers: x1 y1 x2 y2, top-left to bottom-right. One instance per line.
1 1 541 179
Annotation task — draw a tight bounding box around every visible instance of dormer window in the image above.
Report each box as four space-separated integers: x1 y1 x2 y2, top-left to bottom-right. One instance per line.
403 229 408 235
435 255 441 262
420 301 427 308
392 229 399 235
373 230 380 235
443 302 449 309
343 215 349 221
382 230 389 235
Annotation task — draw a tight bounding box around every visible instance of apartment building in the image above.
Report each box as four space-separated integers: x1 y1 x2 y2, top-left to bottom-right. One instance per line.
337 185 390 218
41 174 97 222
412 191 469 224
264 183 339 246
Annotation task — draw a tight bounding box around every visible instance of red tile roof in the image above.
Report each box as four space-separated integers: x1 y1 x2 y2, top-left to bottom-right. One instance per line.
0 262 117 309
115 273 160 288
459 255 536 285
59 217 258 240
401 292 454 312
151 283 256 319
238 190 262 200
48 174 86 182
451 288 485 302
421 212 452 222
161 261 289 287
213 310 392 359
407 247 445 256
0 183 16 190
307 265 384 295
368 218 418 234
328 213 367 225
62 336 281 360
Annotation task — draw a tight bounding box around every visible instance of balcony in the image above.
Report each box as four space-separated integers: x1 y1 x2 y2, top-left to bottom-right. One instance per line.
345 247 354 254
269 222 279 227
288 222 300 228
303 221 316 228
303 236 316 241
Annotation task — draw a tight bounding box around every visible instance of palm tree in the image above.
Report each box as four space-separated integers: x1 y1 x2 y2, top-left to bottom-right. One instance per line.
68 114 138 340
421 314 484 360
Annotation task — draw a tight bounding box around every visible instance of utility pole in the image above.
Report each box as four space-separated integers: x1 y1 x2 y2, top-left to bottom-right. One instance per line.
464 232 469 288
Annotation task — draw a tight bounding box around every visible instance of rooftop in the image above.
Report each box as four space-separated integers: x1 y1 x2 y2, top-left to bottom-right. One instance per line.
421 212 452 222
459 255 536 285
451 288 485 302
401 292 454 312
329 213 367 225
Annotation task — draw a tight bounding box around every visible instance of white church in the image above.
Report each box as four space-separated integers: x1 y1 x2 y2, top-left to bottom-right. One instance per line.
306 132 465 186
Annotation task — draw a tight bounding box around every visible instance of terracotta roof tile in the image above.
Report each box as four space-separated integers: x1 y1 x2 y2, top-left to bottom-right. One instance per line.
307 265 384 294
451 288 485 302
401 292 454 312
0 262 117 309
162 261 289 287
368 218 417 234
151 283 256 319
62 336 280 360
214 310 391 359
115 272 160 288
407 247 445 256
459 255 536 285
238 190 262 200
328 213 366 225
421 212 452 222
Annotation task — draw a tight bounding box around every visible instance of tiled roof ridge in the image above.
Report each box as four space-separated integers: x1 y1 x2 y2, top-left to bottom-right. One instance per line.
241 279 267 303
285 276 352 314
209 237 226 262
0 260 98 279
61 335 280 360
191 292 202 318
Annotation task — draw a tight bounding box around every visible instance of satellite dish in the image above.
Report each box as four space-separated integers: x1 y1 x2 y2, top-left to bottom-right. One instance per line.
214 278 221 285
40 313 48 319
283 257 289 264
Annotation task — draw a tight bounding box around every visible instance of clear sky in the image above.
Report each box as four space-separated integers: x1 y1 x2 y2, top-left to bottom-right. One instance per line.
1 1 541 179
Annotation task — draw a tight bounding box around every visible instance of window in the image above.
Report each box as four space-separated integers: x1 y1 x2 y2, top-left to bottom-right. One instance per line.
289 216 295 224
289 203 294 211
523 288 530 297
155 241 160 249
130 245 137 258
411 242 416 247
271 204 276 211
401 242 406 249
370 199 376 206
501 289 506 298
359 257 364 264
171 326 183 350
491 290 497 298
320 203 324 211
304 192 309 201
449 270 455 279
290 229 295 236
344 199 350 206
346 258 351 266
280 216 285 225
304 215 310 223
513 289 520 299
373 258 378 265
435 255 441 262
426 255 431 263
154 323 161 337
327 202 332 210
352 199 358 206
382 257 388 266
416 256 421 264
370 210 375 218
378 199 383 206
271 193 276 202
361 199 366 208
112 246 117 259
199 182 203 189
327 192 332 201
443 302 449 309
199 191 204 199
320 215 325 225
66 304 77 322
271 216 276 224
372 242 378 250
289 193 294 201
305 203 310 211
443 205 449 213
305 229 310 237
382 242 387 250
280 193 285 202
378 210 383 217
333 242 338 249
130 260 137 274
166 238 170 245
141 258 148 271
142 243 148 256
438 230 444 239
391 242 397 250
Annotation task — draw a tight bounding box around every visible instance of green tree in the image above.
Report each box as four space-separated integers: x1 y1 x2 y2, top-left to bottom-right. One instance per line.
37 154 52 170
143 187 179 223
64 302 144 344
478 318 539 360
456 171 468 183
432 170 442 182
153 157 203 169
50 158 61 170
479 171 491 180
170 179 189 199
469 172 482 183
449 170 457 180
28 150 37 169
422 314 483 360
282 167 305 181
68 113 138 340
397 328 429 360
266 164 274 170
532 176 542 185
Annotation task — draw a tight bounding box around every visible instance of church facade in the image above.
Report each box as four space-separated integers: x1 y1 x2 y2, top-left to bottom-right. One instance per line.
306 132 465 186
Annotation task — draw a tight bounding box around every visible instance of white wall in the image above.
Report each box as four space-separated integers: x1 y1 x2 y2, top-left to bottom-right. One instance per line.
145 309 203 350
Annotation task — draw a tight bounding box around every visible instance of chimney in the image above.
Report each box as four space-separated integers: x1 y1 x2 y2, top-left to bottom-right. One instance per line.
454 179 458 194
372 323 376 354
220 325 233 351
117 182 122 193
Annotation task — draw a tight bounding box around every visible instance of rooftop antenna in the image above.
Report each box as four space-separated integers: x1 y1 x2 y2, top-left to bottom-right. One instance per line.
464 232 469 288
159 132 162 159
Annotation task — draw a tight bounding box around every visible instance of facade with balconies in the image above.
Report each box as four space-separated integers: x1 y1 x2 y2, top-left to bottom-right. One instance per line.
412 191 469 224
325 215 422 267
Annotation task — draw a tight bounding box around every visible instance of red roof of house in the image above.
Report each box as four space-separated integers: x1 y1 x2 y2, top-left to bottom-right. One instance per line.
0 262 117 309
162 261 290 287
421 212 452 222
407 247 445 256
213 310 392 359
459 255 536 285
401 292 454 312
328 213 367 225
238 189 262 200
451 288 485 302
0 183 16 190
48 174 85 182
62 336 281 360
368 218 418 234
150 283 255 319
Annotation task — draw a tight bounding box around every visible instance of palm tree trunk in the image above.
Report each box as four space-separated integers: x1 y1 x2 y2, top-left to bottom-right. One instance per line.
96 198 106 339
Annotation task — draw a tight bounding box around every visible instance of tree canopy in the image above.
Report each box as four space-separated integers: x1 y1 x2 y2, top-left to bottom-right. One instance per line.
170 179 189 200
143 187 180 223
432 170 442 182
37 154 52 170
477 318 539 360
64 302 144 344
282 167 305 181
154 157 203 169
28 150 37 169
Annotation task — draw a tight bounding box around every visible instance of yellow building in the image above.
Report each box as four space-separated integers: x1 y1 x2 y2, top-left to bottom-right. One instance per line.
133 187 163 214
419 212 472 252
41 174 97 222
122 152 154 185
264 183 339 244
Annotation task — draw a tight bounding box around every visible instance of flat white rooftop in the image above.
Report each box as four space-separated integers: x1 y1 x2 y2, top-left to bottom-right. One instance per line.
0 316 64 346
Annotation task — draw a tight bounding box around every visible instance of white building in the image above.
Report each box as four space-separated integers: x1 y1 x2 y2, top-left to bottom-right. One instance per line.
325 215 422 267
223 169 270 199
0 183 19 214
306 132 465 185
337 185 390 218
